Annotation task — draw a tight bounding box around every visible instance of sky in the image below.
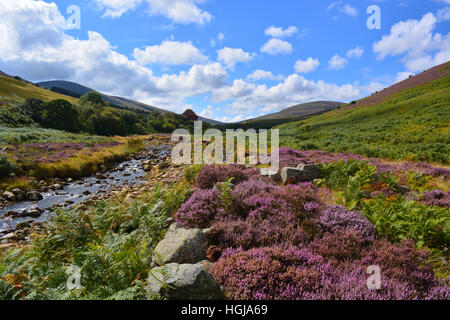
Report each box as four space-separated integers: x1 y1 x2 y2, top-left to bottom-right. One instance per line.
0 0 449 122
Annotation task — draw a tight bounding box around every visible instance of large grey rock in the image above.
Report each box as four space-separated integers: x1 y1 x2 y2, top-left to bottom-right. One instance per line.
153 225 207 265
281 164 322 184
26 191 43 201
147 261 224 300
2 191 15 201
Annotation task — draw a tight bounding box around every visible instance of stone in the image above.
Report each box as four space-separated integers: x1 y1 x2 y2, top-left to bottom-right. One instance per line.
51 184 62 190
95 173 106 179
0 233 15 241
281 164 322 184
259 168 282 182
27 209 42 218
153 225 207 266
82 190 91 195
147 261 224 300
11 188 24 196
2 191 15 201
296 164 322 180
15 221 31 230
26 191 43 201
396 185 410 195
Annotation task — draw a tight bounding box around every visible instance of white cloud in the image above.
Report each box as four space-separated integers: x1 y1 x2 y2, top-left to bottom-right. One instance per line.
247 70 284 81
0 0 370 118
265 26 298 38
328 54 348 70
94 0 143 18
294 57 320 73
210 32 225 47
217 114 248 123
217 47 255 69
199 105 214 118
261 39 293 55
211 74 360 115
327 1 358 17
373 12 450 72
437 6 450 21
133 40 207 65
347 46 364 58
0 0 226 112
94 0 212 24
395 71 414 83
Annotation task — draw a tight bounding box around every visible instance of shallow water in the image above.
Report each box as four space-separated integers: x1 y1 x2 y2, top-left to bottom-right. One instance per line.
0 144 171 233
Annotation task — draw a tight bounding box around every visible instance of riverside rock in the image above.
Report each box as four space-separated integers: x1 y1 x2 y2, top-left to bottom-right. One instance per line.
147 261 224 300
281 164 322 184
153 225 207 266
2 191 15 201
26 191 43 201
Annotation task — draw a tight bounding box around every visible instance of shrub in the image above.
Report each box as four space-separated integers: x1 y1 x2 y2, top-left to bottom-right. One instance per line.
420 190 450 208
175 189 227 229
195 165 258 189
0 156 16 178
316 205 377 241
210 246 337 300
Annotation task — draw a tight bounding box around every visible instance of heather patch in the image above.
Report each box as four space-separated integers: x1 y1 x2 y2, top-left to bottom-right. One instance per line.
176 159 449 300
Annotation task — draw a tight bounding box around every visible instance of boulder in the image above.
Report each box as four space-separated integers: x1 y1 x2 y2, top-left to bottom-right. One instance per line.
50 184 62 190
281 164 322 184
2 191 15 201
147 261 224 300
11 188 24 196
259 168 282 182
26 191 43 201
153 225 207 266
27 209 42 218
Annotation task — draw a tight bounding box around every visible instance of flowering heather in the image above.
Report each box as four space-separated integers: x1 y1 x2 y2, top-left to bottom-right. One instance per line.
212 241 448 300
176 189 226 229
316 205 377 241
420 190 450 208
277 147 312 167
195 165 259 189
210 246 338 300
176 158 448 300
278 147 450 178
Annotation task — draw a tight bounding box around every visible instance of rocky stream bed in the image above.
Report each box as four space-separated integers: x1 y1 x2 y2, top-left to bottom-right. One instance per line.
0 142 174 243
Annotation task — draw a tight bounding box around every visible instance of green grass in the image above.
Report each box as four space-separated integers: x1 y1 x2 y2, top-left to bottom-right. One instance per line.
0 126 111 145
0 181 191 300
0 76 78 104
277 75 450 164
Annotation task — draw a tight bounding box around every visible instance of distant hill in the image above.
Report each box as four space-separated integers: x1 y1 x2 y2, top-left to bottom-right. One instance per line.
37 80 221 124
277 61 450 164
37 80 170 113
213 101 343 130
250 101 343 121
0 74 79 104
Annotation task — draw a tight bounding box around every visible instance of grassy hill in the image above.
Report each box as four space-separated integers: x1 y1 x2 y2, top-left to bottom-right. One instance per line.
0 75 79 104
251 101 343 121
214 101 343 130
278 62 450 164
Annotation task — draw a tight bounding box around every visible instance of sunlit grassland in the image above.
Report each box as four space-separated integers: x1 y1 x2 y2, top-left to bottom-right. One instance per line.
277 76 450 164
0 75 79 104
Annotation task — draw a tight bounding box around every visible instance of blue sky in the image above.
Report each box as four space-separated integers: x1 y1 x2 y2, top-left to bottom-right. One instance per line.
0 0 449 122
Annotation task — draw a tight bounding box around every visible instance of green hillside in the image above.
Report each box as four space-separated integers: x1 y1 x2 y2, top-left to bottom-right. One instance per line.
278 70 450 164
0 75 79 104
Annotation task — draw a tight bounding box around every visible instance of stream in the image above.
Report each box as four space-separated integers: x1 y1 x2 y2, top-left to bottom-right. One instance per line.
0 144 172 235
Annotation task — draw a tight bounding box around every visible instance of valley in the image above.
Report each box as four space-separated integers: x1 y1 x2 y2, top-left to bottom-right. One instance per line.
0 62 448 301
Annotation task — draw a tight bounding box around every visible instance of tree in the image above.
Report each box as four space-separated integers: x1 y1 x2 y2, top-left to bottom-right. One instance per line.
41 99 80 132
